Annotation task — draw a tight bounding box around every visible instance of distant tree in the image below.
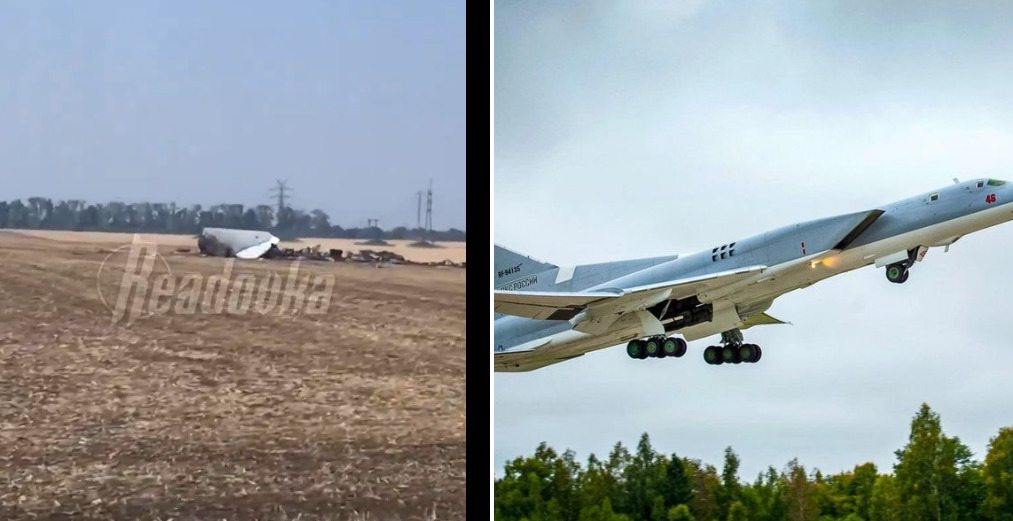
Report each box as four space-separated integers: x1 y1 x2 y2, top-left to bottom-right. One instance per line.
745 466 788 521
659 452 693 509
984 426 1013 521
651 495 667 521
389 226 409 240
727 500 747 521
308 209 331 236
255 204 275 229
869 474 900 521
666 504 695 521
242 208 261 230
685 458 720 521
0 197 463 240
894 403 980 521
624 433 660 521
784 458 818 521
578 498 631 521
494 443 559 521
582 454 619 517
718 447 742 519
852 462 879 520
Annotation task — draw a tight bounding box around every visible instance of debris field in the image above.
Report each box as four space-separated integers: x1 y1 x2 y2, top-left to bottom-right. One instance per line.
0 231 467 520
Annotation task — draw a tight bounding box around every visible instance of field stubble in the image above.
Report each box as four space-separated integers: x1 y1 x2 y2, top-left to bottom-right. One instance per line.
0 232 466 520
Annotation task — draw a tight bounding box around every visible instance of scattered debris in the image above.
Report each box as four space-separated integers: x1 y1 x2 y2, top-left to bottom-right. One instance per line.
408 240 444 249
194 232 464 267
355 238 393 246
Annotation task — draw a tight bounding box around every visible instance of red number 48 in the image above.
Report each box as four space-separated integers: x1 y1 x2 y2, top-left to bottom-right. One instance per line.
986 193 997 203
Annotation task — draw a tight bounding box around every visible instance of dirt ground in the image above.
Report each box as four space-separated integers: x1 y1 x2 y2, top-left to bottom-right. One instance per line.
0 231 466 520
12 230 467 264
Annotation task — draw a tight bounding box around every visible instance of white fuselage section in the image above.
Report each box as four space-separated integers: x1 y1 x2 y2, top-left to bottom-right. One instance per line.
508 198 1013 362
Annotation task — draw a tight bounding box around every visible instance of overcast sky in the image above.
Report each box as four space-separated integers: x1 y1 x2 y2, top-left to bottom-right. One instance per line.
494 1 1013 480
0 1 465 229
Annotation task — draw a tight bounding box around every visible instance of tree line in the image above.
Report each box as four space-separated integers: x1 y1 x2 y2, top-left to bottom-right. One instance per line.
494 404 1013 521
0 198 466 242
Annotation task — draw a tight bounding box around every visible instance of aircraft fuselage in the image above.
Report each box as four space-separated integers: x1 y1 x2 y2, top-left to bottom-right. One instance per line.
494 178 1013 371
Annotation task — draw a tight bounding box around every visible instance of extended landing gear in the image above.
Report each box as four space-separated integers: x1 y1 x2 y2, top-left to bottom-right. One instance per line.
886 263 910 284
703 329 762 366
626 336 687 360
885 246 928 284
703 343 762 365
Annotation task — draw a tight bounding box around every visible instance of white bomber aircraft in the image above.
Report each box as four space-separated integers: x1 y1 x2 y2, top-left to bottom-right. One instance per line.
494 178 1013 371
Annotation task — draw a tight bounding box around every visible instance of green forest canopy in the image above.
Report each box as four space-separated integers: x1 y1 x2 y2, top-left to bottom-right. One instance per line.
0 197 465 242
494 403 1013 521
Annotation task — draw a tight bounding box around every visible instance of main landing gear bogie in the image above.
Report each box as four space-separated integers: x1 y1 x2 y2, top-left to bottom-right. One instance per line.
703 343 762 365
626 336 687 360
703 328 763 366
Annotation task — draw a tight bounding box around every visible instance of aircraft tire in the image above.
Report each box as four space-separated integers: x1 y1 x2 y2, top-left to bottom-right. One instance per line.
645 337 663 358
662 338 677 357
626 340 645 359
738 344 757 363
703 345 722 365
721 345 740 364
886 264 907 283
899 270 909 283
675 338 688 358
753 345 762 362
663 337 687 358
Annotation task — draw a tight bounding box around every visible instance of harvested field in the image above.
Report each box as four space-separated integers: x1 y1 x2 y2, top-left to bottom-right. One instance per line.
12 230 467 264
0 231 467 520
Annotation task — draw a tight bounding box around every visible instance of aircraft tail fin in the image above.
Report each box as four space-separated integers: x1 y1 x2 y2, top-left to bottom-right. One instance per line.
494 244 558 286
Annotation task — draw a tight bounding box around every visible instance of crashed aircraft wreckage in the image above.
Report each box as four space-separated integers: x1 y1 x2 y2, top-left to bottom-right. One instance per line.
198 227 281 259
195 227 466 267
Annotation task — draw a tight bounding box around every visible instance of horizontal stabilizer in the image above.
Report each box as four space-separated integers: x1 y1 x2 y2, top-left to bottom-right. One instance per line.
494 289 622 320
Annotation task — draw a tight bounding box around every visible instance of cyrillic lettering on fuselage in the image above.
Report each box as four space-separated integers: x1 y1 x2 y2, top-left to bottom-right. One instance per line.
498 275 537 290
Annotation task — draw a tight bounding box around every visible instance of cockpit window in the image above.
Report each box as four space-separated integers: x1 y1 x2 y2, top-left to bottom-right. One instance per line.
977 181 986 188
988 179 1007 186
929 193 939 202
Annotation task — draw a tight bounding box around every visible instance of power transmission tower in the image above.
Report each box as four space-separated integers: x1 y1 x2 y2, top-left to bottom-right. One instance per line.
424 178 433 241
268 179 292 218
416 191 423 230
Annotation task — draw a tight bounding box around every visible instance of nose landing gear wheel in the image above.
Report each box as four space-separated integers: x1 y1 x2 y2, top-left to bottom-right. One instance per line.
886 263 909 284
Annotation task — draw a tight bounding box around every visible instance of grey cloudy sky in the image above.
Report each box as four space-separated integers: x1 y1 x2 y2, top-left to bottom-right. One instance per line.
494 1 1013 480
0 1 465 229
